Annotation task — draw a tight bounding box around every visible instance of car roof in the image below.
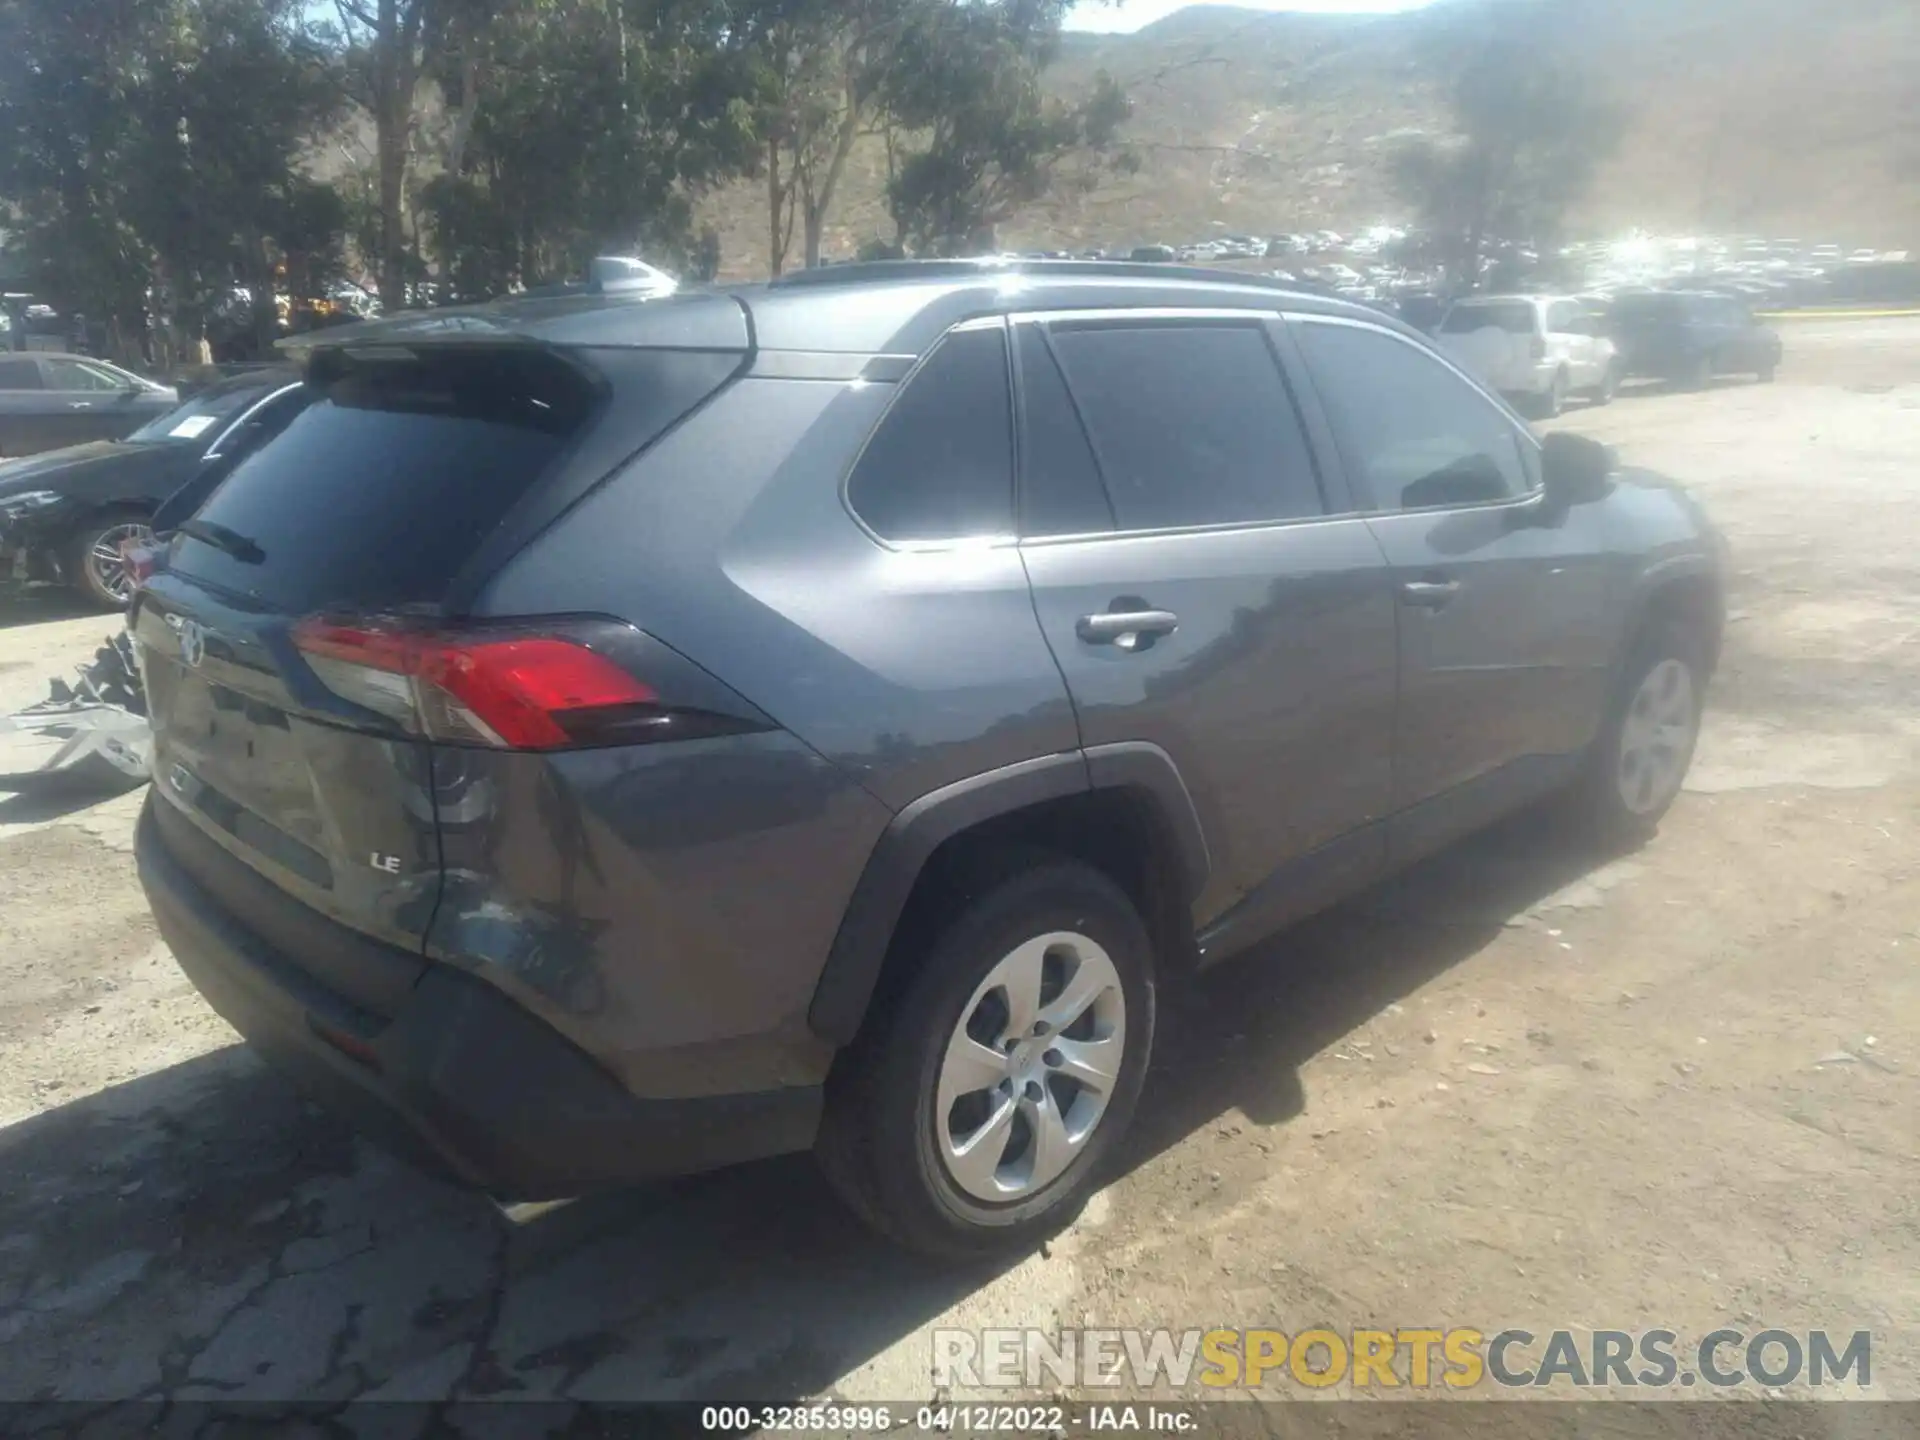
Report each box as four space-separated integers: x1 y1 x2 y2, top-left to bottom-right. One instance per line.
282 260 1415 363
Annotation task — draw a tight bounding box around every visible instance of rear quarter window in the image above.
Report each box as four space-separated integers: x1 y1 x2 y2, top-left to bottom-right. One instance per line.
846 324 1015 543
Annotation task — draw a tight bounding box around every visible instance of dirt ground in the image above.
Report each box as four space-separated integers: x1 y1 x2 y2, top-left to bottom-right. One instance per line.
1 319 1916 1429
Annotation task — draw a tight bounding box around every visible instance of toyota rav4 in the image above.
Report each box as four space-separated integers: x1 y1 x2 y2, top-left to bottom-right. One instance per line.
132 260 1727 1259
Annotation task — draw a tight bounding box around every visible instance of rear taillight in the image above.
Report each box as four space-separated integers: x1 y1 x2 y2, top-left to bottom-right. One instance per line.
292 619 752 751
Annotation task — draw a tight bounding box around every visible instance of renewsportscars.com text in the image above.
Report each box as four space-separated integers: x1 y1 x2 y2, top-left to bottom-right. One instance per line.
932 1326 1872 1391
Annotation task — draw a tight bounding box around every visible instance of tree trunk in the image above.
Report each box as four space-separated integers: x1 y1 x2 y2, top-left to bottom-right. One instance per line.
767 138 786 277
445 49 483 178
802 85 863 268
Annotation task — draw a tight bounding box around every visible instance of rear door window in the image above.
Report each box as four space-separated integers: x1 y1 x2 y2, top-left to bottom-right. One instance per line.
0 358 42 390
1043 320 1325 530
171 348 597 611
847 323 1014 543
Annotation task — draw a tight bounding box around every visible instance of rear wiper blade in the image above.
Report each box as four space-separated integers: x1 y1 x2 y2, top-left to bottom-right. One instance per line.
175 519 265 565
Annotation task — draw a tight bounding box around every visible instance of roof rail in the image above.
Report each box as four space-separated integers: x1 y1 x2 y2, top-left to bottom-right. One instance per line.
767 257 1321 294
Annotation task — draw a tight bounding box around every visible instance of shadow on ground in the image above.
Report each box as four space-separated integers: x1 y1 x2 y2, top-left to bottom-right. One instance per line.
0 583 102 631
0 809 1627 1427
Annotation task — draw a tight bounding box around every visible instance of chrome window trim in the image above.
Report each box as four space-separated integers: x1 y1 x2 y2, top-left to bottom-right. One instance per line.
202 381 305 461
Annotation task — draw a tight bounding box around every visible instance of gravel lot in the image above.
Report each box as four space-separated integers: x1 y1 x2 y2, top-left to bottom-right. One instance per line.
1 318 1916 1427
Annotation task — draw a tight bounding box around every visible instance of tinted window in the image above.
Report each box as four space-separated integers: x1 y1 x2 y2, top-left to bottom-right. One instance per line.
173 349 596 611
1613 294 1680 326
1441 301 1537 335
0 358 42 390
127 383 277 443
43 357 123 391
848 325 1013 542
1546 301 1586 333
1297 321 1532 512
1016 326 1112 538
1046 322 1323 530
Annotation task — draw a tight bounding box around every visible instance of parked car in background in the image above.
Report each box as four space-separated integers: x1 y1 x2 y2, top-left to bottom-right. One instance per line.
134 258 1725 1261
0 353 178 457
1435 294 1618 416
1609 291 1782 389
1129 244 1176 263
0 369 304 605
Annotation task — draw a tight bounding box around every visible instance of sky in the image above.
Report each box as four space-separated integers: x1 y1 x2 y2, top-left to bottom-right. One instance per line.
1065 0 1440 36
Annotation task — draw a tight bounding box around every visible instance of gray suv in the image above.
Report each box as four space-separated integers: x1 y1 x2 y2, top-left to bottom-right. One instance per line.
131 261 1726 1259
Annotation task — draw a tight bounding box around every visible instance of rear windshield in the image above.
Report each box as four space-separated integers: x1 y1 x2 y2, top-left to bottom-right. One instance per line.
1440 301 1536 335
171 348 597 612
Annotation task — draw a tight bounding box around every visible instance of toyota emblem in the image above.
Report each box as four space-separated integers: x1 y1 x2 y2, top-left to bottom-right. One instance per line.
178 619 207 669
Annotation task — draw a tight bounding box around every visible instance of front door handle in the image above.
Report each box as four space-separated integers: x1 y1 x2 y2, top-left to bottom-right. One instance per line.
1400 578 1461 609
68 401 94 410
1076 609 1179 651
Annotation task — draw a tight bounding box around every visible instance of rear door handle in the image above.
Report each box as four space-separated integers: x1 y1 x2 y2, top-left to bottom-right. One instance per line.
1400 578 1461 609
68 401 93 410
1077 609 1179 650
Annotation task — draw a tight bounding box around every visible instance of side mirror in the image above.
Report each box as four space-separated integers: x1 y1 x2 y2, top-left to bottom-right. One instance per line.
1540 431 1615 507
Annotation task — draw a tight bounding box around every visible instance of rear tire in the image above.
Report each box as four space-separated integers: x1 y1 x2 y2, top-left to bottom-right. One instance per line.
1682 352 1714 391
816 855 1156 1261
1541 368 1569 418
1589 362 1619 406
1567 622 1706 843
1757 361 1777 383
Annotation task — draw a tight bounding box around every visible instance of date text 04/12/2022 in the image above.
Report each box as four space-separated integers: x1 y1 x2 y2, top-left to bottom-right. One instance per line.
698 1404 1198 1432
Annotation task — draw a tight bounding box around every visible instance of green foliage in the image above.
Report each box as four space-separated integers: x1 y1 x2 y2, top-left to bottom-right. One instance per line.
1390 0 1623 287
422 0 761 301
884 17 1131 259
0 0 341 360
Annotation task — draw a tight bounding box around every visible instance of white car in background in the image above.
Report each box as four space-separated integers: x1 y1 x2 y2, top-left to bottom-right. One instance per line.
1434 294 1619 417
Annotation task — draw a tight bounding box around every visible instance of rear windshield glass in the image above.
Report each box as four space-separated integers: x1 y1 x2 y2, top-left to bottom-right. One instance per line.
1440 302 1537 335
170 348 596 612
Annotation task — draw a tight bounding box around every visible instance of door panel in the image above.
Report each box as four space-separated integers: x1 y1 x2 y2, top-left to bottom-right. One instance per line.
1290 315 1614 845
1365 505 1614 804
1024 525 1397 917
1013 313 1397 922
38 358 134 450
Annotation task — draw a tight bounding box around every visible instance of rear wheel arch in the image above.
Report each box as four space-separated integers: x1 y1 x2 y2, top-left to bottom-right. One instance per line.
807 746 1209 1048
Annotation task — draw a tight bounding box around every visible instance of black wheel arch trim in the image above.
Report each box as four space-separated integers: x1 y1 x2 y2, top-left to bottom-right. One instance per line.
1619 555 1726 674
807 743 1210 1046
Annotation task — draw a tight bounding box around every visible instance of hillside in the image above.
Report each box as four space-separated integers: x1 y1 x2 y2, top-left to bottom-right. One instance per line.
696 0 1920 277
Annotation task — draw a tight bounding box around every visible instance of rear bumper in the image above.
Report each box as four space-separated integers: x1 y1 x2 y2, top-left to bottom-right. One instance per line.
135 795 822 1201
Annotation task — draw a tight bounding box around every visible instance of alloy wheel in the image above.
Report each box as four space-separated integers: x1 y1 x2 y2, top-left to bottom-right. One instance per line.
1617 658 1697 816
87 522 155 605
935 931 1127 1203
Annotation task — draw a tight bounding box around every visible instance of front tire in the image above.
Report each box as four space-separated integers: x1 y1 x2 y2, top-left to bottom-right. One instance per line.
1682 351 1715 391
1570 623 1706 842
816 856 1156 1260
67 511 153 610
